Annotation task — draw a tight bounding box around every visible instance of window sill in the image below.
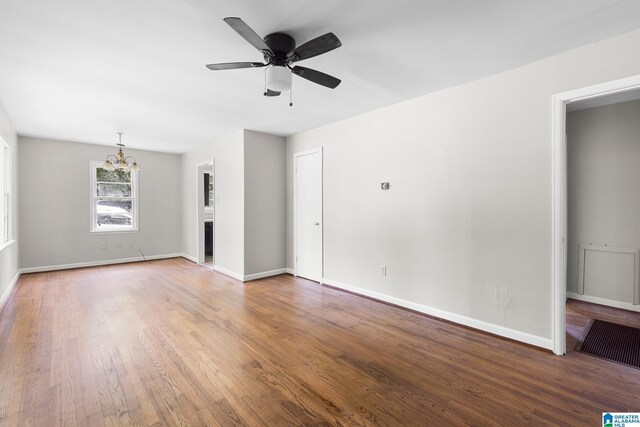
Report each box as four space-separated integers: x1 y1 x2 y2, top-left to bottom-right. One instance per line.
0 239 16 254
90 229 139 235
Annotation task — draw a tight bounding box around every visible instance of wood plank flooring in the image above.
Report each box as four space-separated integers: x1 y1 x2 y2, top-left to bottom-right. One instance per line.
566 298 640 352
1 258 639 426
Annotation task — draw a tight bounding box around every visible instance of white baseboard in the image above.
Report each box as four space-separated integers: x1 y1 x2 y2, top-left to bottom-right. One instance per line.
0 270 21 313
181 253 198 263
567 292 640 313
213 265 243 281
20 253 183 274
285 268 295 275
180 255 246 282
322 277 553 351
211 266 287 282
244 268 287 282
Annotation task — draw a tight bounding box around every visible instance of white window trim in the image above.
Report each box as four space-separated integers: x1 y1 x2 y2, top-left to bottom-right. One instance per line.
0 139 10 249
89 160 139 233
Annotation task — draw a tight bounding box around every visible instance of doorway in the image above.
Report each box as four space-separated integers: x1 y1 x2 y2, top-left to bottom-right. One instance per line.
196 160 214 268
551 74 640 355
294 148 323 282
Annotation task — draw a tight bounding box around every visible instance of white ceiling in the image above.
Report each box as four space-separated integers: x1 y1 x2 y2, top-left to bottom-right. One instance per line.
2 0 640 153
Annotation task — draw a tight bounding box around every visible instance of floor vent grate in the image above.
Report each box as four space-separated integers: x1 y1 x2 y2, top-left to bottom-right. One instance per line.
577 319 640 369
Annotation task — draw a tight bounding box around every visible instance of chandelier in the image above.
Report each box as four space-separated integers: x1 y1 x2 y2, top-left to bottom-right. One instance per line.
102 132 140 172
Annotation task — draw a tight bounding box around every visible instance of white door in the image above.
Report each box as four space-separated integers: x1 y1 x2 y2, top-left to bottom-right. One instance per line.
295 150 322 282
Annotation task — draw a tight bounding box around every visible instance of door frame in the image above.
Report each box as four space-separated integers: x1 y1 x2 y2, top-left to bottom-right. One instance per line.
196 159 215 267
293 147 323 281
551 74 640 355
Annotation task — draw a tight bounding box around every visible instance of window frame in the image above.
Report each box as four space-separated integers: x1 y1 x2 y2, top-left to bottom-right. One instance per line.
0 139 10 248
89 160 139 234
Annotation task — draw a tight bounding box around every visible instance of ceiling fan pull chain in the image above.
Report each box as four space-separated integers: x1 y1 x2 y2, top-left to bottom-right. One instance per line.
289 79 293 107
263 67 267 96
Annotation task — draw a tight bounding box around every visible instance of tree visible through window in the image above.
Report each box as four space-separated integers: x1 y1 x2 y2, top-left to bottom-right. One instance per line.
91 162 138 232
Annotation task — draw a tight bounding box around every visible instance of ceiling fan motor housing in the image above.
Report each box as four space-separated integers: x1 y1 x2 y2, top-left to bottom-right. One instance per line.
263 33 296 64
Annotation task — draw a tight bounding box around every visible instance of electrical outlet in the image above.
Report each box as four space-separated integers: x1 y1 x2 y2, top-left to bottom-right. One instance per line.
381 266 387 276
115 241 122 248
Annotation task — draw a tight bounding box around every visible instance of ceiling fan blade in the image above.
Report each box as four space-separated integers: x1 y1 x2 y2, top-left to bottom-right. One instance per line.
290 33 341 62
292 66 341 89
206 62 266 70
265 89 281 97
223 17 273 55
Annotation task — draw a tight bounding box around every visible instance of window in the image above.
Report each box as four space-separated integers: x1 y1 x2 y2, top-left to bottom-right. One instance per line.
90 161 138 232
1 140 9 245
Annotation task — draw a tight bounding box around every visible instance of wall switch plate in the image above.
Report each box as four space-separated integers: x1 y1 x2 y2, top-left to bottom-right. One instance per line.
100 242 107 249
381 182 390 190
115 241 122 248
381 266 387 276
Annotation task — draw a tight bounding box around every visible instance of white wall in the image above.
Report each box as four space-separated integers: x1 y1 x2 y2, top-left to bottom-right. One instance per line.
19 137 181 269
286 28 640 345
0 104 19 303
567 100 640 302
181 131 245 276
244 130 286 276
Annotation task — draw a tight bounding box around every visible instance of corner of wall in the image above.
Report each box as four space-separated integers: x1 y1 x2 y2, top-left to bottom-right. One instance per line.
243 131 287 276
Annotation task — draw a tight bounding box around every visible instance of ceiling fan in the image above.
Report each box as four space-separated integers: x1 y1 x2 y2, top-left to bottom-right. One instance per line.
206 17 342 103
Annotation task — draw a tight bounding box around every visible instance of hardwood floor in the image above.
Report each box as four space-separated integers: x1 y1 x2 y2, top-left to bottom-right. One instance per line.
1 258 639 426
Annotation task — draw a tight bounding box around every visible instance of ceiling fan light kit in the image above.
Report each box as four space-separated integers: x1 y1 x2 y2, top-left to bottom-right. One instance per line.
266 65 291 92
206 17 342 105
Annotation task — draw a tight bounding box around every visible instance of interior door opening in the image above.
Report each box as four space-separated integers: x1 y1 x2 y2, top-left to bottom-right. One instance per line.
564 91 640 362
197 160 214 269
552 75 640 356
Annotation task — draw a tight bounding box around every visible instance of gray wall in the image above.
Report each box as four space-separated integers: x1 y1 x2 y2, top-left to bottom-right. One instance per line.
181 131 245 276
0 105 18 301
19 137 181 269
244 130 286 276
180 130 286 279
286 28 640 344
567 100 640 300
